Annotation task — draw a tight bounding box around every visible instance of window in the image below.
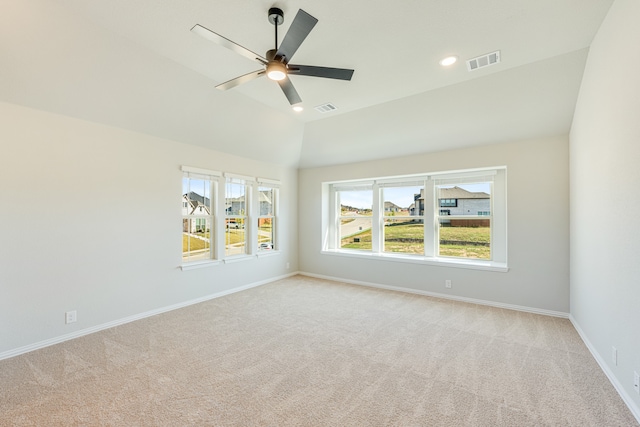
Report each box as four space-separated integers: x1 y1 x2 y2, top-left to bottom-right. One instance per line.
323 168 507 270
181 168 281 267
257 179 279 252
382 183 425 255
335 186 373 251
225 176 250 257
436 182 492 260
182 166 220 263
440 198 458 207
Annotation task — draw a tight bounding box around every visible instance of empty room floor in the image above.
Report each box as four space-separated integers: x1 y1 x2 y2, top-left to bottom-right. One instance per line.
1 275 637 426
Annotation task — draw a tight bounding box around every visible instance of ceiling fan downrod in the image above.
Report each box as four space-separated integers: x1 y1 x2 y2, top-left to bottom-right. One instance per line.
268 7 284 51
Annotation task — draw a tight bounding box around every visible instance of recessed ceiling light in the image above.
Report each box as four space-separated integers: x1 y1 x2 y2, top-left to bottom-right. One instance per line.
292 105 303 112
439 56 458 67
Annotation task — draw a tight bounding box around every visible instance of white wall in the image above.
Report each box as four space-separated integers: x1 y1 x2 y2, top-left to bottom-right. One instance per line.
0 101 298 356
570 0 640 416
298 136 570 313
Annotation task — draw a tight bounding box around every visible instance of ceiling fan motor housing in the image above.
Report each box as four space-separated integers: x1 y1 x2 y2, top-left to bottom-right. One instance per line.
266 49 279 62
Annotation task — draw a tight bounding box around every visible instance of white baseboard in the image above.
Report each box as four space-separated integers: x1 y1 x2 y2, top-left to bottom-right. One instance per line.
0 272 299 362
299 271 569 318
569 315 640 424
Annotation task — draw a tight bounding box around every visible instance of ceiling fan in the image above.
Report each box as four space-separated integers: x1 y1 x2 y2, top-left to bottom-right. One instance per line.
191 7 354 108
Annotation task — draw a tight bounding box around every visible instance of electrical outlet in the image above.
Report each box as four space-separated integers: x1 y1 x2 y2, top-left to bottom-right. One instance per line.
65 310 77 324
286 262 290 269
445 280 452 289
634 371 639 394
612 346 617 366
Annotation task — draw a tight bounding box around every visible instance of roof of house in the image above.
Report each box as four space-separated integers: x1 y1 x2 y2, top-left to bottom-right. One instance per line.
415 186 489 201
440 186 489 199
185 192 210 207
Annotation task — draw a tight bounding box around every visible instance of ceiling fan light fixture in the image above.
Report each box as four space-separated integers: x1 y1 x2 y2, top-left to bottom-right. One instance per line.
266 62 287 81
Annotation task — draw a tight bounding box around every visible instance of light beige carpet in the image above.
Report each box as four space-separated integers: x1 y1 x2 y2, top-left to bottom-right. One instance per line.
0 275 637 426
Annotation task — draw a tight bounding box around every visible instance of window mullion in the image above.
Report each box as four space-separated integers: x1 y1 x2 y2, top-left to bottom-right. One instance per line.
209 180 215 259
372 183 381 253
424 179 436 257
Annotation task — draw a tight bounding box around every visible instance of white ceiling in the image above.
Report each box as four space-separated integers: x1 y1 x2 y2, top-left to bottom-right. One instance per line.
0 0 613 167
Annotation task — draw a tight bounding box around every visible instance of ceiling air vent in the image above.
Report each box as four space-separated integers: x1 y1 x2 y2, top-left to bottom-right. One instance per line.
466 51 501 71
314 102 338 113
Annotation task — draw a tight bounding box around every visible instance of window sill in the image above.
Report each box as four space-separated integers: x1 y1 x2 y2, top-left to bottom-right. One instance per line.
257 250 281 258
223 255 255 264
180 260 220 271
321 249 508 272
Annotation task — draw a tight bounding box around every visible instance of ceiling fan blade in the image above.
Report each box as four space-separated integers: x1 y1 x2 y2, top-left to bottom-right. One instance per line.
277 77 302 105
288 65 354 81
216 70 265 91
191 24 267 64
276 9 318 63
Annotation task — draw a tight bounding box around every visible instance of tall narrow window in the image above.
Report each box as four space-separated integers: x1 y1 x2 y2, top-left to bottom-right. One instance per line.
182 166 219 263
381 183 425 255
225 176 250 256
257 182 278 252
435 179 492 260
336 186 373 251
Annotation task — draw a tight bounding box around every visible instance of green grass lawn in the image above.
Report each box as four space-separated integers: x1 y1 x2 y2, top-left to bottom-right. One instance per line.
183 234 209 252
225 230 245 245
341 222 491 259
183 231 247 254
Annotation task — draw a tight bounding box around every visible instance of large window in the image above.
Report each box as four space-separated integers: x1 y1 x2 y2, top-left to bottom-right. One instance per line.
181 167 281 268
182 167 219 263
323 168 507 270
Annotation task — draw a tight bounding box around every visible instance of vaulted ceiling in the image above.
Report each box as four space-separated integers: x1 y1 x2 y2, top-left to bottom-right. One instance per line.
0 0 613 167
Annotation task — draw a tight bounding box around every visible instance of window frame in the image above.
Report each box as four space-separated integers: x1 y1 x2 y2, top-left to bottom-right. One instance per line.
181 167 282 270
256 178 280 254
181 166 221 268
333 185 374 252
380 181 426 256
223 174 252 259
322 167 508 272
435 180 493 261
